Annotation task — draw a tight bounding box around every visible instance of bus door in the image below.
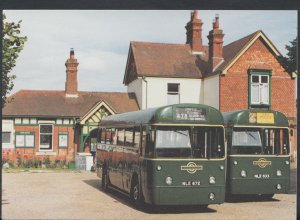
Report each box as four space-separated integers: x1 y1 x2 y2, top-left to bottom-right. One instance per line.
110 129 124 190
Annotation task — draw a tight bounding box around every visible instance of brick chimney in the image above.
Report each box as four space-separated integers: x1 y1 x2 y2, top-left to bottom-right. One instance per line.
65 48 79 97
207 14 224 71
185 10 204 53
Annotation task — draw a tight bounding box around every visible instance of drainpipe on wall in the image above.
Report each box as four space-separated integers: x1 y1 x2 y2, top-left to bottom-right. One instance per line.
142 76 148 109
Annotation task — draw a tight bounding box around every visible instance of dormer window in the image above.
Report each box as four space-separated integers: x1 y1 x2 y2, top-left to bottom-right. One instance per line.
167 83 180 105
248 70 271 107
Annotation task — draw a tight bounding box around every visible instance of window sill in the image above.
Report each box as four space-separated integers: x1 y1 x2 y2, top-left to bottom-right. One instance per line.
35 151 57 156
250 104 271 108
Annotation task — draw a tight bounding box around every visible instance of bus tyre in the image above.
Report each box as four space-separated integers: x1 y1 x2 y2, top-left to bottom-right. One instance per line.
131 180 143 209
102 169 109 191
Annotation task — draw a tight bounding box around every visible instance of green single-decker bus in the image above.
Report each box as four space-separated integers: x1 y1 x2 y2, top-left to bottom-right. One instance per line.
223 109 290 198
96 103 226 207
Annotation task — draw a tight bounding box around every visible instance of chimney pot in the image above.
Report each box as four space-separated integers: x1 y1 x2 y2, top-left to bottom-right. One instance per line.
70 48 75 58
185 10 203 52
65 49 79 96
208 14 224 72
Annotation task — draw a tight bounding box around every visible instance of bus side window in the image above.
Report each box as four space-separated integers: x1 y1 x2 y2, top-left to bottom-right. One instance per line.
134 127 141 150
125 128 134 147
97 128 102 143
117 129 125 146
112 129 118 145
100 128 106 143
106 128 113 144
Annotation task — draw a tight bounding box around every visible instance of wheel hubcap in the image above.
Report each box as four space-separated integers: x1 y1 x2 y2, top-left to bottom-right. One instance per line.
133 186 139 200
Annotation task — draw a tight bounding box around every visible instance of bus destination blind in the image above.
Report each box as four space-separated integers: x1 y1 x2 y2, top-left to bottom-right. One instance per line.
175 107 206 121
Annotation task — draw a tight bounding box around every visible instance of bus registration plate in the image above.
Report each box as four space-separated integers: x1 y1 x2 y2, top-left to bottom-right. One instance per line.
182 181 201 186
254 174 270 179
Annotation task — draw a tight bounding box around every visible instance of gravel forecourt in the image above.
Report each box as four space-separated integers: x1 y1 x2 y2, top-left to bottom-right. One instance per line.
2 166 296 220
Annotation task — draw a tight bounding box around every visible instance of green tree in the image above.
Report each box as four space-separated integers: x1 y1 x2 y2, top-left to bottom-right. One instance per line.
2 13 27 107
279 37 297 74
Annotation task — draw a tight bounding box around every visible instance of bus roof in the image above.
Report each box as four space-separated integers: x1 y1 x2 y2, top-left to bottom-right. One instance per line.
100 103 224 127
222 109 289 127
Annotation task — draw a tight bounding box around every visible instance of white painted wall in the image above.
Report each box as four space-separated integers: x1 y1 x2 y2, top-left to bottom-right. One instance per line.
203 75 219 109
127 78 143 109
2 120 15 149
137 77 202 109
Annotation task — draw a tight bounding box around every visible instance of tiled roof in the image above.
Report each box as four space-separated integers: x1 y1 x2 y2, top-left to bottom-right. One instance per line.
130 41 204 78
215 31 260 72
125 31 262 82
3 90 139 118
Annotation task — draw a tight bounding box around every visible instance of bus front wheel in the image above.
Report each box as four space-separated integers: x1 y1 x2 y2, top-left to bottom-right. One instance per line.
130 179 143 208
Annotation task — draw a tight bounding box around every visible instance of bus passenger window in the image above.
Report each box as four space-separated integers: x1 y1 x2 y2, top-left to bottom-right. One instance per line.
100 129 106 143
105 129 113 144
112 129 118 145
97 128 102 143
125 128 134 147
117 129 125 146
134 128 140 149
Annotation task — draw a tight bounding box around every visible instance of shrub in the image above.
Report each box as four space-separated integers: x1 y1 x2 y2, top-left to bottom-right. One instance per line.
2 158 15 168
42 157 51 168
16 155 22 167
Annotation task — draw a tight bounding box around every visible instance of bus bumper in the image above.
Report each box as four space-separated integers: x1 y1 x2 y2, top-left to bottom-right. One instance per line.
229 178 290 195
145 186 225 205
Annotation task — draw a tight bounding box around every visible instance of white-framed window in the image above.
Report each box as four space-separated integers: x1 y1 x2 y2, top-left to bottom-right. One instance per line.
63 119 70 125
58 132 68 148
16 132 35 148
250 74 269 105
23 118 29 124
30 118 37 124
2 132 11 144
15 118 22 124
39 124 53 151
2 120 15 149
167 83 180 105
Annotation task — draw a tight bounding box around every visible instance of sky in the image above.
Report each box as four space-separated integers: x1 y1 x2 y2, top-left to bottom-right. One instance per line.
4 10 298 95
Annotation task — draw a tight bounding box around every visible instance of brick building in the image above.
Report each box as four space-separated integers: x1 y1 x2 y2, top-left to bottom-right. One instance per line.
123 11 297 158
2 11 297 164
2 49 139 164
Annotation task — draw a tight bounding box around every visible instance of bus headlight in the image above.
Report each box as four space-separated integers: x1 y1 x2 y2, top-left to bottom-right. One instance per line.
209 176 216 184
241 170 247 177
209 192 215 200
276 184 282 190
219 165 224 170
285 161 289 165
276 170 282 176
157 165 162 171
166 177 173 185
233 161 238 165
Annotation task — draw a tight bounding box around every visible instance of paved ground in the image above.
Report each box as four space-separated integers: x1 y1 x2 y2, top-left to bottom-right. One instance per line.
2 166 296 220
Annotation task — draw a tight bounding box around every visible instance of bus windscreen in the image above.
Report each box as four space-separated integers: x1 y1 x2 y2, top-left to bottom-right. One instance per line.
230 128 289 155
153 126 224 159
